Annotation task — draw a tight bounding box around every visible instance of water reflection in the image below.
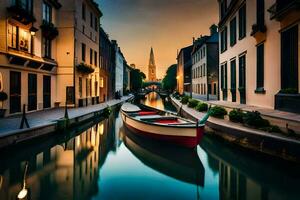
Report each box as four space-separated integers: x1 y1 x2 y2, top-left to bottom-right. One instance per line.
0 106 299 199
141 92 176 112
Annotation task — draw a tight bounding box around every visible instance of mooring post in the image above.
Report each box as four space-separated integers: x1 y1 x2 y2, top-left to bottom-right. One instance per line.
20 104 30 129
64 101 69 119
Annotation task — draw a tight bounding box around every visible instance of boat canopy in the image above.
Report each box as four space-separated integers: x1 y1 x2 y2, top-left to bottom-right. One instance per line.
122 103 141 113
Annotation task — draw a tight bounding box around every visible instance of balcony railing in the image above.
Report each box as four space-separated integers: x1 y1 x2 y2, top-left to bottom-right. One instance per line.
7 0 35 25
40 20 59 40
268 0 300 20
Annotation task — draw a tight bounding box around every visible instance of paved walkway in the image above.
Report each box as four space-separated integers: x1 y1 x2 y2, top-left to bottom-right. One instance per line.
208 100 300 123
171 97 300 143
0 95 133 136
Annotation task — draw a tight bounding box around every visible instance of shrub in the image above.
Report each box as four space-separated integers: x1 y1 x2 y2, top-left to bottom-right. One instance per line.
195 102 208 112
243 111 270 128
180 96 190 104
103 106 112 118
210 106 228 119
187 99 199 108
229 109 245 123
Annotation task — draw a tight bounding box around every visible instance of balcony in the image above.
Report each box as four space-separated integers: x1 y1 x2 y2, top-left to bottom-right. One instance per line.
40 20 59 40
76 63 95 74
268 0 300 21
250 23 267 36
7 3 35 25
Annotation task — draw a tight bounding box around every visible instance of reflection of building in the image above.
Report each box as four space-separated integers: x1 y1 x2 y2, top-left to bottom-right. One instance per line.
218 0 300 113
148 47 157 82
0 0 62 115
202 137 300 200
0 119 114 200
177 45 193 95
123 61 132 92
191 25 219 100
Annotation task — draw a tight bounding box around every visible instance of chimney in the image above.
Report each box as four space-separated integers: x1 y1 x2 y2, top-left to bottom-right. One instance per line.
210 24 218 35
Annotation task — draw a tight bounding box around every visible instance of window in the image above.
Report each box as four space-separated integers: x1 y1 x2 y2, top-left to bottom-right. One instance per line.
230 59 237 90
90 48 93 65
19 28 31 52
79 77 82 97
239 4 246 40
8 24 31 53
43 3 52 23
7 24 17 49
82 25 85 34
203 47 206 57
230 17 237 46
43 37 51 58
221 63 228 100
256 0 265 28
82 43 86 61
95 17 98 31
239 55 246 88
82 3 86 20
221 27 228 53
90 12 93 28
203 64 206 76
220 0 227 19
86 79 89 96
94 51 97 67
95 81 98 96
100 77 104 88
13 0 33 13
256 43 264 90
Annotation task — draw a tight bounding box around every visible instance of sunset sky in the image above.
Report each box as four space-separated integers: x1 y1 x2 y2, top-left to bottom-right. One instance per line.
97 0 218 79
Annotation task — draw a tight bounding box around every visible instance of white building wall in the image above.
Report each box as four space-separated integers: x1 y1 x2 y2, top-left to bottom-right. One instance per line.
115 51 124 96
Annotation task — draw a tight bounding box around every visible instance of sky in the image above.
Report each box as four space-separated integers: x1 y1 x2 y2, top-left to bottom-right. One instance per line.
97 0 218 79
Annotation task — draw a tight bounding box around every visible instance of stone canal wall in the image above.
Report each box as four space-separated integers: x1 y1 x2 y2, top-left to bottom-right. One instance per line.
170 97 300 163
0 95 134 150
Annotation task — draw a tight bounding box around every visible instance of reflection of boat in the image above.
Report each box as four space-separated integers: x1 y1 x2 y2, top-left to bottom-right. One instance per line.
123 127 205 186
121 103 210 148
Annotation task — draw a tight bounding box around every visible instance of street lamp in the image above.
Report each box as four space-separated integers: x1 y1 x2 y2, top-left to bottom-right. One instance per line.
29 26 38 36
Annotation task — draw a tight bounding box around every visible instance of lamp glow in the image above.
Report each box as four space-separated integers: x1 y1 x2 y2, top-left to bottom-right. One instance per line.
17 188 28 199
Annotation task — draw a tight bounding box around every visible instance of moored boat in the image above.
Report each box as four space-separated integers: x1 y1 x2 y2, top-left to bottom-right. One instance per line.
120 103 210 148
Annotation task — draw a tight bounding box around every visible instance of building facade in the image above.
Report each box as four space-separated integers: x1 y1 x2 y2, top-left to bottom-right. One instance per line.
218 0 300 113
99 27 111 102
123 61 132 93
191 25 219 100
177 45 193 95
56 0 102 107
112 40 124 97
148 47 157 82
0 0 63 116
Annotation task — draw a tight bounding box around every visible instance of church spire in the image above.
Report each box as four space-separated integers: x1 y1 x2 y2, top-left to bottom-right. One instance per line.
148 47 157 81
149 47 155 66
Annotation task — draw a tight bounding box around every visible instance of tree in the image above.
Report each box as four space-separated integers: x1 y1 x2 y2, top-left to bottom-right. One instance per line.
130 69 146 91
162 64 177 92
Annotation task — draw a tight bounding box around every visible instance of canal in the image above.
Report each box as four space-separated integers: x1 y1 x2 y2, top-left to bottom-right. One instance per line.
0 92 300 200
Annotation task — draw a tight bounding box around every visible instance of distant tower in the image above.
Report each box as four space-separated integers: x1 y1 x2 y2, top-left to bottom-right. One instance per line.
148 47 157 81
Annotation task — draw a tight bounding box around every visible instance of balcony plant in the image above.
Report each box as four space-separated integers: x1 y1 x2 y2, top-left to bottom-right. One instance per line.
0 91 8 118
76 63 95 74
40 20 59 40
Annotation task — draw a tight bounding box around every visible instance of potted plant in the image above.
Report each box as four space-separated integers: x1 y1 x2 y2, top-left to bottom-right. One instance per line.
0 91 8 118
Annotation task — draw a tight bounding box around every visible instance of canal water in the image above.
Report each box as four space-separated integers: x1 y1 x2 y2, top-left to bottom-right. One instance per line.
0 92 300 200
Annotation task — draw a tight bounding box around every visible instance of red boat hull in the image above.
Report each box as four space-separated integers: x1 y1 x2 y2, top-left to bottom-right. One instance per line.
123 122 204 148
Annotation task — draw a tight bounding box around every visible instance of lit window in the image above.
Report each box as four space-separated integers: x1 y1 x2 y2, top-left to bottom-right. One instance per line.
100 77 104 88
